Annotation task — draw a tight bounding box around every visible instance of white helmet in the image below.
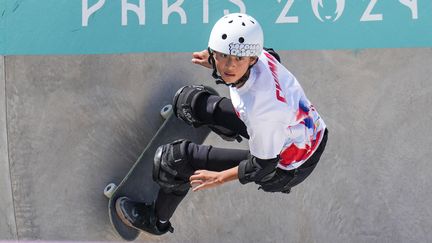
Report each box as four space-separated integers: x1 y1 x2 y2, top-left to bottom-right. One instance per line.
208 13 264 57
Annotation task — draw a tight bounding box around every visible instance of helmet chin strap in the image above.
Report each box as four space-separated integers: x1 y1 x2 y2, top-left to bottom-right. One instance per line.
208 48 256 88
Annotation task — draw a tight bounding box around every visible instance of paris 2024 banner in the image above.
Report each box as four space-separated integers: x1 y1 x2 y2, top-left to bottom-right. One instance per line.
0 0 431 55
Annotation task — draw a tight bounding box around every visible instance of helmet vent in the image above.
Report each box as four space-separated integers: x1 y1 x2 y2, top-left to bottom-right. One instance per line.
242 22 245 26
222 34 227 40
228 20 233 23
239 37 244 43
250 20 255 24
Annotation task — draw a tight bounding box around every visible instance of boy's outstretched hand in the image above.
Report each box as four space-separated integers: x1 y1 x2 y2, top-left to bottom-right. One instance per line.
191 49 212 69
189 166 239 192
190 170 224 192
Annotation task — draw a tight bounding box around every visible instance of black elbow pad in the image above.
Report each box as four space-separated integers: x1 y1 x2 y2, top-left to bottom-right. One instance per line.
238 155 279 184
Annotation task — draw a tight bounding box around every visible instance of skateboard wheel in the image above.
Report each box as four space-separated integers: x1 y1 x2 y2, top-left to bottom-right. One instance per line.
104 183 117 199
160 104 173 119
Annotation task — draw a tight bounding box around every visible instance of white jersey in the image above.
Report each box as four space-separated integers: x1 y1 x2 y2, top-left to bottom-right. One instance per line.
229 51 326 170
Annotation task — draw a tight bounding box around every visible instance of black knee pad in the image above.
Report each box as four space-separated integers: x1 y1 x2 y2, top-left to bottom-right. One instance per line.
153 139 194 193
172 85 219 127
173 85 242 142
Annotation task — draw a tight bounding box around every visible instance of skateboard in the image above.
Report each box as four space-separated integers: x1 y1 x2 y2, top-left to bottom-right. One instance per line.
104 101 211 241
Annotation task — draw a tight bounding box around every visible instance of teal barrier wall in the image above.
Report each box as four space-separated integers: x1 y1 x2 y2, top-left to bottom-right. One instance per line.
1 0 431 55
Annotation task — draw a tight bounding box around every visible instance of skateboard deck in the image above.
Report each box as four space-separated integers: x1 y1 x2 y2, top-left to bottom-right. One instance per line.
105 107 211 241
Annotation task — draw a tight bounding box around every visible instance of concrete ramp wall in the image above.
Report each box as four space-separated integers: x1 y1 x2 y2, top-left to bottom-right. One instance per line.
0 55 17 240
1 49 432 242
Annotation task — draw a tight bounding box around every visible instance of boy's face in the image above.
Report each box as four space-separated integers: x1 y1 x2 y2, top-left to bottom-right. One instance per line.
213 51 257 85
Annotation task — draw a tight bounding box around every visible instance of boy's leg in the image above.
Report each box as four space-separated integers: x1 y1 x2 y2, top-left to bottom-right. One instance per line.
173 85 249 140
153 141 249 222
116 85 250 235
207 97 249 140
116 140 249 235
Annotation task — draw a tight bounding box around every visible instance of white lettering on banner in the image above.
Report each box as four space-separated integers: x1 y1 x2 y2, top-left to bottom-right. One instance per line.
361 0 383 22
276 0 298 23
224 0 246 15
122 0 145 26
203 0 209 23
162 0 187 24
82 0 421 27
399 0 418 19
82 0 106 27
311 0 345 22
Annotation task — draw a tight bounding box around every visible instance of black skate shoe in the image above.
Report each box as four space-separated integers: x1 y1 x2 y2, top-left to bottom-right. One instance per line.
115 197 174 235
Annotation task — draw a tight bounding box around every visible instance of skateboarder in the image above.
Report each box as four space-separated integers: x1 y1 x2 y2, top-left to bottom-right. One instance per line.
116 13 328 235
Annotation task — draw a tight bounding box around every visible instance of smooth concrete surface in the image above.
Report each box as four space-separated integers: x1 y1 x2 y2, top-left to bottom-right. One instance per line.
1 49 432 242
0 55 17 240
